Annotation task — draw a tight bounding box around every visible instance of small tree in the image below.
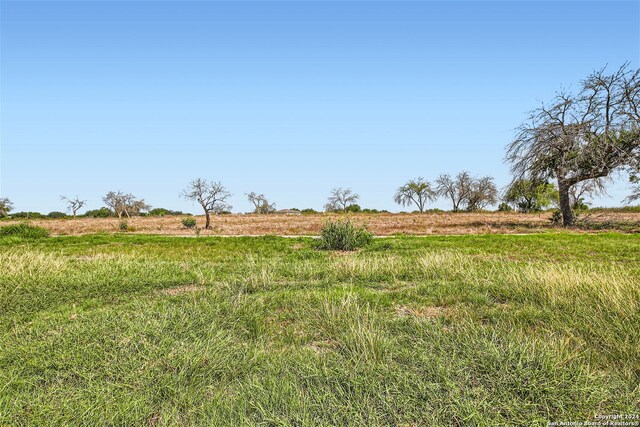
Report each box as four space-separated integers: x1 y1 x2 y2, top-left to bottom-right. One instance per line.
503 179 559 213
103 191 150 218
60 195 86 218
324 187 359 212
0 198 13 218
569 179 606 211
246 192 276 214
182 178 232 229
465 176 498 211
394 177 437 212
435 172 473 212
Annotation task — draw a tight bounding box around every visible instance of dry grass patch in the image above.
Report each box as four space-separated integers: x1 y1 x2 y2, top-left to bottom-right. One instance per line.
161 285 204 296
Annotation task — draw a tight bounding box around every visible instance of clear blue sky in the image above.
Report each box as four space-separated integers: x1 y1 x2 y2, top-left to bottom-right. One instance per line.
1 0 638 214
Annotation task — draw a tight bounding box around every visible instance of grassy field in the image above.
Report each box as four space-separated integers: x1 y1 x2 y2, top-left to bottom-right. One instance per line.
2 210 640 236
1 232 639 425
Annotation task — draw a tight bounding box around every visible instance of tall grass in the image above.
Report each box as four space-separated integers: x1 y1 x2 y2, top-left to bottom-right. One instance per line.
0 233 638 425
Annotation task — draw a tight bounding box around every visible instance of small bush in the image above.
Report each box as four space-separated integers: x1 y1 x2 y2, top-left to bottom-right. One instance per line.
497 203 513 212
47 211 67 219
119 221 129 232
181 217 197 229
11 211 45 219
84 208 113 218
550 210 562 224
345 204 361 213
301 208 318 215
0 223 49 238
318 219 372 251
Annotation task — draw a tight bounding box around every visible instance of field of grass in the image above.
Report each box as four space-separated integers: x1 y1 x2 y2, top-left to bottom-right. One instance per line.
1 232 638 425
2 210 640 236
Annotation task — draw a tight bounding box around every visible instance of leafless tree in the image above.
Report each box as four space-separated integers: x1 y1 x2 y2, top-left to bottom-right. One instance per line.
435 172 473 212
247 192 276 214
0 197 13 218
324 187 359 212
61 195 86 218
103 191 150 218
394 177 436 212
506 64 639 225
182 179 232 229
568 178 607 209
465 176 499 211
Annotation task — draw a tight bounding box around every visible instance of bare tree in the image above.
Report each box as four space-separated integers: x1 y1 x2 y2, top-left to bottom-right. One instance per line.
0 197 13 218
465 176 499 211
324 187 359 212
435 172 473 212
506 64 640 225
394 177 436 212
247 192 276 214
182 179 232 229
61 195 86 218
103 191 150 218
568 178 607 210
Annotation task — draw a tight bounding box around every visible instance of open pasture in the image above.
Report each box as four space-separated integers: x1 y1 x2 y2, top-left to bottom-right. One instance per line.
2 211 639 236
1 232 638 425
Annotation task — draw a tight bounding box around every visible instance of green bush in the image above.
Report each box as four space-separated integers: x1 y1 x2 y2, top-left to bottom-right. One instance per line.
119 221 129 232
47 211 67 219
318 219 372 251
181 217 197 229
550 210 563 224
345 204 361 213
11 211 45 219
0 223 49 238
301 208 318 214
84 208 113 218
497 203 513 212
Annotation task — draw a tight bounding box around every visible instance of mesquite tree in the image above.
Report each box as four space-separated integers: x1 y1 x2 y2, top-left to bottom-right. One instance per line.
182 179 232 229
394 177 436 212
0 198 13 218
103 191 150 218
324 188 359 212
247 192 276 214
61 195 86 218
506 64 639 226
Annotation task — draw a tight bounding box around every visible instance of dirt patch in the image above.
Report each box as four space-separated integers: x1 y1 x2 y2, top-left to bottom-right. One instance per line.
291 243 305 250
161 285 203 296
395 305 448 319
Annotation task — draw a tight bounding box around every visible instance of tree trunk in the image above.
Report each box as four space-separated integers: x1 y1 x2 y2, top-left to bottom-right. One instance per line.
558 180 574 226
205 211 211 229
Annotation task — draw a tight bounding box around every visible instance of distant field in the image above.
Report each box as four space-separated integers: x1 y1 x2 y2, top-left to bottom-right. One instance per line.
2 211 640 236
0 233 638 425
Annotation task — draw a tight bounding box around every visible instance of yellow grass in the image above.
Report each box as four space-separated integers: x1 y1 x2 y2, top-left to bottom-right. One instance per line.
2 211 639 236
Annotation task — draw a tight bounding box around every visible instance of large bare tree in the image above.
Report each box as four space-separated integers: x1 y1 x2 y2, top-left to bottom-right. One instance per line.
435 172 473 212
61 195 86 218
103 191 150 218
182 179 232 229
246 192 276 214
324 187 359 212
0 197 13 218
506 64 639 225
394 177 436 212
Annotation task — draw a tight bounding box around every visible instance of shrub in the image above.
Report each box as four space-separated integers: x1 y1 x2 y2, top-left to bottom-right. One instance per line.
318 219 372 251
301 208 318 215
11 211 45 219
181 217 197 229
84 208 113 218
47 211 67 219
149 208 185 216
119 221 129 232
0 223 49 238
345 204 361 213
497 203 513 212
550 210 562 224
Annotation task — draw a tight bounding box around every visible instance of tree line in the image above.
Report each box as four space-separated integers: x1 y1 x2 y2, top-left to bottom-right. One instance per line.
0 64 637 227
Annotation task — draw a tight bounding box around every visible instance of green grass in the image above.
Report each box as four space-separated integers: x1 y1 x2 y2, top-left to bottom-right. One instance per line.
0 233 638 425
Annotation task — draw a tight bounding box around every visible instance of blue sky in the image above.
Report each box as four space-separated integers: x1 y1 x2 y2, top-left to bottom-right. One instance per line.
1 0 638 214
